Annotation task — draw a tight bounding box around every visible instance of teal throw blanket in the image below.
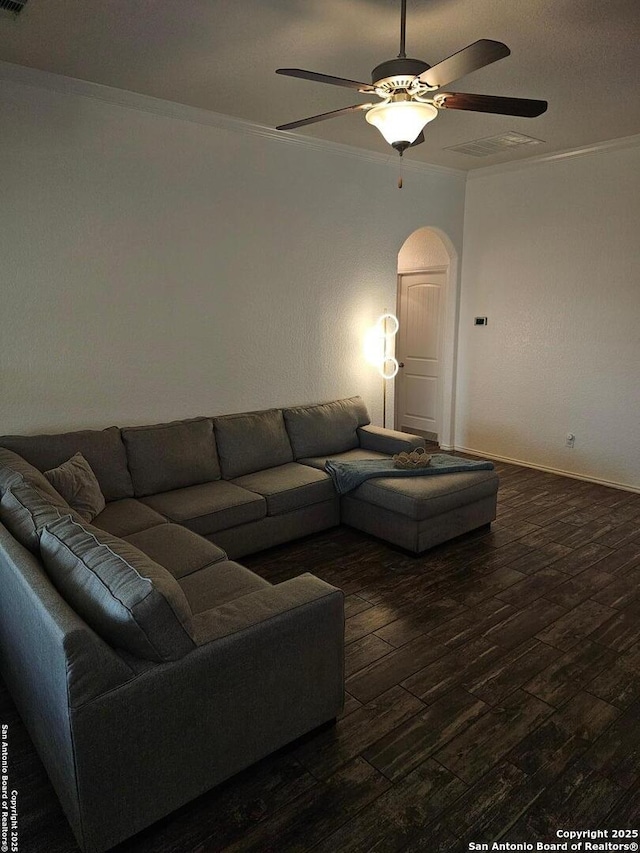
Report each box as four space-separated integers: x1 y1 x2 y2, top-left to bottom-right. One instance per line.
325 453 494 495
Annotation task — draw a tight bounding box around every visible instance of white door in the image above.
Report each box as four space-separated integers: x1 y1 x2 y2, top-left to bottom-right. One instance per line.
395 269 447 439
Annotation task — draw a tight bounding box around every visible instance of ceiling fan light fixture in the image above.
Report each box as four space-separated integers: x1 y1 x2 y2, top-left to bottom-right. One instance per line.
365 100 438 150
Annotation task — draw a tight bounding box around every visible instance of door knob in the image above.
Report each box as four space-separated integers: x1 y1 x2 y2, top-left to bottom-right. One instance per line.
398 362 405 368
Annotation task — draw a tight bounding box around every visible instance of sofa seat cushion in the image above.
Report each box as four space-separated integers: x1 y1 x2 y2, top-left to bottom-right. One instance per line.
122 418 221 498
213 409 293 479
39 516 196 662
0 426 133 501
351 469 500 521
299 448 389 471
141 481 266 536
232 463 336 516
92 499 168 538
0 447 71 507
283 396 370 459
178 561 270 613
124 523 227 579
0 480 76 552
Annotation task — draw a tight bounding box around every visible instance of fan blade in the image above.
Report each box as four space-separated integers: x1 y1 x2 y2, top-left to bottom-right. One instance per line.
419 40 510 88
277 103 374 131
434 92 547 117
276 68 376 93
409 131 425 147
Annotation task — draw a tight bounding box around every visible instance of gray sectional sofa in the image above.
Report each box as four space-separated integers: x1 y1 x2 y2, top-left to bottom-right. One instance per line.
0 396 498 852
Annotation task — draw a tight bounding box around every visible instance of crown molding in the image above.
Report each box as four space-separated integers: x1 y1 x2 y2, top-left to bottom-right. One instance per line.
0 60 466 180
467 132 640 180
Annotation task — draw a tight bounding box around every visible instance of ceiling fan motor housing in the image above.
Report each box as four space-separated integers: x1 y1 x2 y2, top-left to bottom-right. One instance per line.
371 57 430 92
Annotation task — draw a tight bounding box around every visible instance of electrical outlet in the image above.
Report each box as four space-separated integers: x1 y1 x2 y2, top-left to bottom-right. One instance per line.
566 433 575 448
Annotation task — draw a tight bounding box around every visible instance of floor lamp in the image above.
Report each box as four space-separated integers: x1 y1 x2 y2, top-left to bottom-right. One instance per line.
378 312 399 428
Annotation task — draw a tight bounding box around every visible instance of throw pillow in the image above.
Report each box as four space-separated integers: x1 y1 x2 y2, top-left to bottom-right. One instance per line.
44 452 106 522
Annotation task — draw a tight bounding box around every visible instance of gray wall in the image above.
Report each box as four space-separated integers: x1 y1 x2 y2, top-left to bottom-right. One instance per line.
458 142 640 490
0 65 466 432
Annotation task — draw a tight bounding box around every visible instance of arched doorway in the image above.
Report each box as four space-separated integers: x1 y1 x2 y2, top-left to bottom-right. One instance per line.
395 227 458 449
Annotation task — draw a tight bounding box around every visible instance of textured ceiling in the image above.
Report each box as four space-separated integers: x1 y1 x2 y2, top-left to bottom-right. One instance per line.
1 0 639 170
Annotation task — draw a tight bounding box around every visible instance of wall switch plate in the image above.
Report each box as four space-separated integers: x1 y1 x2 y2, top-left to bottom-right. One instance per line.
566 433 575 448
474 316 488 326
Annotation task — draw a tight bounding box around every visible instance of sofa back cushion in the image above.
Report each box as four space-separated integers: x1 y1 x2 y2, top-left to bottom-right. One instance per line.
122 418 221 497
283 396 370 459
0 427 133 501
0 447 70 507
213 409 293 479
0 481 76 553
39 516 196 662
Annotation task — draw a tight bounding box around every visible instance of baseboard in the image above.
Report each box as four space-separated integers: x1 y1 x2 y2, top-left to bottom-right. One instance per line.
455 446 640 495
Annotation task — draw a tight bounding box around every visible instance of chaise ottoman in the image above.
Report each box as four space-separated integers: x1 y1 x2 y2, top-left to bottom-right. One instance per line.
340 467 499 553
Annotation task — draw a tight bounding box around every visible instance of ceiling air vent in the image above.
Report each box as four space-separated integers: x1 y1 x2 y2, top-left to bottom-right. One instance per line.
446 131 545 157
0 0 29 14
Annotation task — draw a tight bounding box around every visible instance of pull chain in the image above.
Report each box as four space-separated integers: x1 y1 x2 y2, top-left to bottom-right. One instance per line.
397 151 403 189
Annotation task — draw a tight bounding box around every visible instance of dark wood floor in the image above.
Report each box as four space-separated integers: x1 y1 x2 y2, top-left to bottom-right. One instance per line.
3 459 640 852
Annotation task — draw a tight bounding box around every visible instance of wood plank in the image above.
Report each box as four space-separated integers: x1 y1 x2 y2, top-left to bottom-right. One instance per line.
363 687 489 781
449 565 527 605
425 598 517 648
535 599 616 651
478 522 531 547
494 566 566 607
550 690 620 739
591 542 640 575
524 504 579 527
294 685 425 780
400 820 463 853
434 689 553 784
223 757 391 853
590 564 640 609
509 757 625 838
508 724 590 784
543 561 616 608
443 761 543 843
345 603 408 644
588 601 640 652
605 784 640 827
587 646 640 709
344 634 395 679
401 637 503 704
346 633 448 703
372 597 466 647
463 638 560 705
462 540 535 572
312 759 465 853
340 692 363 719
595 519 640 548
582 700 640 788
524 639 618 707
480 598 568 650
343 594 374 619
503 543 573 576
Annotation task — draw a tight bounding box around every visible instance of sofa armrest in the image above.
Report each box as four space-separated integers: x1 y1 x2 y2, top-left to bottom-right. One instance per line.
191 573 342 645
357 424 425 455
68 573 344 852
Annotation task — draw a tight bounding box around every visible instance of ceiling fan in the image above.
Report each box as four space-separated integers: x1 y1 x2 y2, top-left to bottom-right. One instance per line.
275 0 547 156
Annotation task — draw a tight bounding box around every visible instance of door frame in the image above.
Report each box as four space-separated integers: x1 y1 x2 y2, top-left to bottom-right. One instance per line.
394 229 459 450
